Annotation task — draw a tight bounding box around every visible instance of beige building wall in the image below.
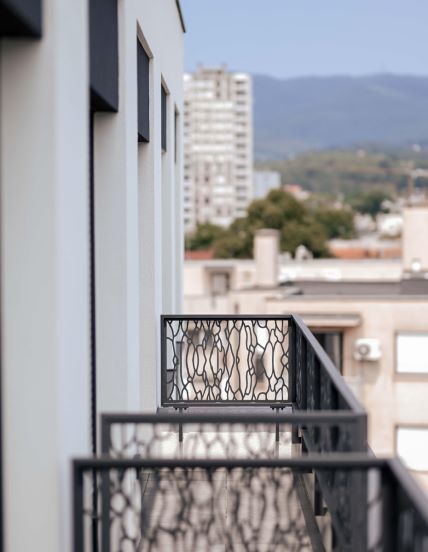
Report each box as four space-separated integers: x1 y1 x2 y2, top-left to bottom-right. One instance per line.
263 297 428 452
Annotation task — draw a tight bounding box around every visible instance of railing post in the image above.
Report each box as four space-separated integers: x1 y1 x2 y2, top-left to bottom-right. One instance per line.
73 463 84 552
381 469 395 552
289 318 301 444
347 413 368 552
289 317 296 405
314 476 324 516
301 336 307 411
100 416 111 552
353 412 368 452
160 316 166 406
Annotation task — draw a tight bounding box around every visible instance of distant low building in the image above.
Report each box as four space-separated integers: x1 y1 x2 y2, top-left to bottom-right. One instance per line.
354 213 377 234
329 236 401 259
377 213 403 238
253 170 281 199
284 183 310 201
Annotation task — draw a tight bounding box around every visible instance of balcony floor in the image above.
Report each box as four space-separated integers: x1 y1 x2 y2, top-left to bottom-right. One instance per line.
135 465 325 551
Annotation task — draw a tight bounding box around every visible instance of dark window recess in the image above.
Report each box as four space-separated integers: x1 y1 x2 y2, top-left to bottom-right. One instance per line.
137 40 150 142
313 331 343 374
161 85 167 152
89 0 118 112
0 0 42 37
174 110 178 163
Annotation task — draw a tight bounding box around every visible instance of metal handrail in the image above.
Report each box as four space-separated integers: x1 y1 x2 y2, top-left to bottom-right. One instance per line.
101 410 367 455
161 314 366 419
73 454 428 552
75 452 383 471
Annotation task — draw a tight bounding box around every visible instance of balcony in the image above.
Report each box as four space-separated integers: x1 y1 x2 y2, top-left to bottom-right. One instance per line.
161 315 366 450
72 315 428 551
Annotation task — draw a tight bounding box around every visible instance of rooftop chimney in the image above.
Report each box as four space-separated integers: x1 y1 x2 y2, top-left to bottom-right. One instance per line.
402 205 428 276
254 229 279 288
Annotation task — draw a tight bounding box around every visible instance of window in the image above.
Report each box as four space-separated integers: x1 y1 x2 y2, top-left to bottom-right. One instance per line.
174 109 179 162
161 84 167 152
396 333 428 374
396 426 428 472
89 0 118 112
313 331 343 373
137 39 150 142
210 272 230 296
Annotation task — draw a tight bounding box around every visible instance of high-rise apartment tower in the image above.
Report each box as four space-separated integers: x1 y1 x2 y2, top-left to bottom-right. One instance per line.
183 66 253 232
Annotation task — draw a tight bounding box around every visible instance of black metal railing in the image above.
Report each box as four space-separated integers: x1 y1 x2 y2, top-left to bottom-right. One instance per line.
161 315 367 447
73 455 428 552
161 315 292 406
100 411 366 458
98 412 367 550
161 316 364 410
71 312 428 551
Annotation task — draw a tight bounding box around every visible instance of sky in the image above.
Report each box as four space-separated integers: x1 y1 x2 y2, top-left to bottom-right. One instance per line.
181 1 428 79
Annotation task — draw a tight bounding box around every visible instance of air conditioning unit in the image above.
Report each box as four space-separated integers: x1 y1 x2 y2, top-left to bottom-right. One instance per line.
354 338 382 362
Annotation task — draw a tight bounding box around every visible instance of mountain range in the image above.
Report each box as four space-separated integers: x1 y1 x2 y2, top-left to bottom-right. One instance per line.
253 74 428 159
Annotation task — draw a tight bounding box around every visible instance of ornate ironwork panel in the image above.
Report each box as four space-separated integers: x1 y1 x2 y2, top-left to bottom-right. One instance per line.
162 317 291 405
74 457 428 552
76 465 328 551
101 413 363 459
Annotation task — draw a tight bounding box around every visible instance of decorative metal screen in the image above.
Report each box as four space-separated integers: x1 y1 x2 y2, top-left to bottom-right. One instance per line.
101 412 366 460
73 457 428 552
161 317 291 406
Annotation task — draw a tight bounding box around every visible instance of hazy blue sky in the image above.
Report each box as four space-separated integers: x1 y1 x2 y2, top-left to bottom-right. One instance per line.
181 1 428 78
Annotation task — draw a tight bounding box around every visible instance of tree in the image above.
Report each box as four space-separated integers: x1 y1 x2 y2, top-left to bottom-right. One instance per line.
212 218 254 258
348 190 391 217
281 218 330 257
186 189 356 259
313 207 355 239
212 190 332 258
185 223 225 251
247 189 305 228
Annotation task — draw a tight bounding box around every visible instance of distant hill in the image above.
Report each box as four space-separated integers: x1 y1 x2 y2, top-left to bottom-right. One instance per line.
253 74 428 159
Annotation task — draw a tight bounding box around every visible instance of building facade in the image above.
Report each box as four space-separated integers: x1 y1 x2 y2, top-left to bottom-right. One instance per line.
183 66 253 232
0 0 184 549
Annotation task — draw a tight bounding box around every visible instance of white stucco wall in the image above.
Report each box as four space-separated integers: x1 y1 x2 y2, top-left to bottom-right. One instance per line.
93 0 184 418
0 0 184 549
1 1 90 549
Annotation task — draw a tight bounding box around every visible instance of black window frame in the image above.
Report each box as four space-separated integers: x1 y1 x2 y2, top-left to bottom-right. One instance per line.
89 0 119 113
0 0 42 37
161 84 167 153
137 38 150 143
